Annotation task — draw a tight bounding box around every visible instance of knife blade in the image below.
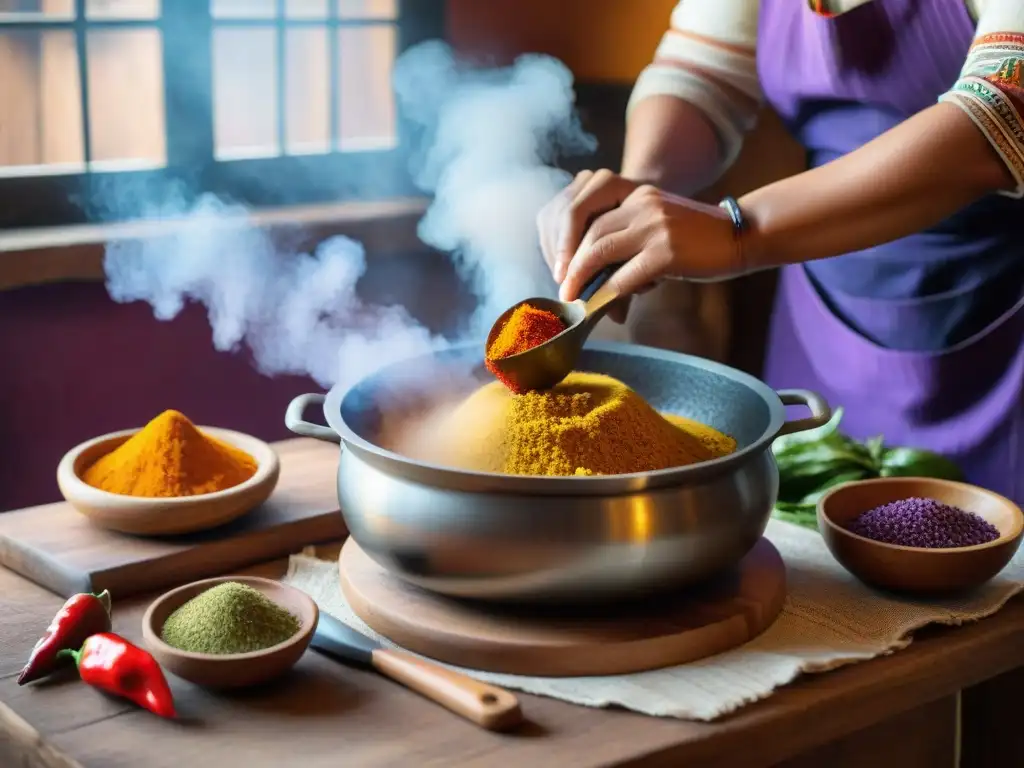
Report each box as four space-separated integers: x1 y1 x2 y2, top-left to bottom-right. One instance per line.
309 610 378 666
310 612 523 731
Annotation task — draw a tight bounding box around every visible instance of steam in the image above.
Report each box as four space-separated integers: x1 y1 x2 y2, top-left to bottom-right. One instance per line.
103 42 595 393
396 42 595 334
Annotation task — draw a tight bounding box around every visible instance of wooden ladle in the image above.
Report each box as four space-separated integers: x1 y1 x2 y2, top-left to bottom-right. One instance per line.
485 265 620 393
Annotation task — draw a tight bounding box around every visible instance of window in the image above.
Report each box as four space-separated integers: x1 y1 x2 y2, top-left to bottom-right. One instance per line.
0 0 443 228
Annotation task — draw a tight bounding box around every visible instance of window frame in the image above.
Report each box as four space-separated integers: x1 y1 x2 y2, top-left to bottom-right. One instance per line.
0 0 444 229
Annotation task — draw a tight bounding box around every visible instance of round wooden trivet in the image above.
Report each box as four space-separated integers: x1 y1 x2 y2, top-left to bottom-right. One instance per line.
339 537 786 677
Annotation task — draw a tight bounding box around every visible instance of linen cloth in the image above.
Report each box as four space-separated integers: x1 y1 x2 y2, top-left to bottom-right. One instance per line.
283 519 1024 721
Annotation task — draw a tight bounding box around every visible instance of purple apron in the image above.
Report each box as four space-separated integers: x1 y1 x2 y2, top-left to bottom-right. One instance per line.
757 0 1024 504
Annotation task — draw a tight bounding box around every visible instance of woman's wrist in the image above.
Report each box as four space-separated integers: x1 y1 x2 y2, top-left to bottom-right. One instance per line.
729 103 1011 271
720 194 771 274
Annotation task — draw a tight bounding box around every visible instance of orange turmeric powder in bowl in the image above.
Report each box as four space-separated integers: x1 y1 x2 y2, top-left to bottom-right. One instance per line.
57 411 280 535
82 410 257 498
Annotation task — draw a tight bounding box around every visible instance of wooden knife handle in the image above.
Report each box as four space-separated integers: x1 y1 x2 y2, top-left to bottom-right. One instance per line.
371 648 522 731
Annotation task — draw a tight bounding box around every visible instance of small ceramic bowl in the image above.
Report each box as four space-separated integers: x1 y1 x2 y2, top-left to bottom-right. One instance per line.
57 426 280 536
142 575 318 689
818 477 1024 595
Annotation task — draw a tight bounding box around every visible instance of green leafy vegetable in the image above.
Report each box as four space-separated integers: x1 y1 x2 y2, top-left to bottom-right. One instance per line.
879 447 963 481
770 408 964 531
864 435 885 466
771 502 818 530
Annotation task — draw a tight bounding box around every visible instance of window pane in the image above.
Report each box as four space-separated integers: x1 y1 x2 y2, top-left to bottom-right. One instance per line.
286 0 326 19
0 29 84 176
285 28 329 155
337 0 395 19
212 0 275 19
0 0 73 20
87 29 166 169
337 24 395 151
86 0 160 19
213 27 279 159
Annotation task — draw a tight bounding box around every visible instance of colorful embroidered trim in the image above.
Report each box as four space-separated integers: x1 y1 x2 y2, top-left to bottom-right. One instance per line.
942 32 1024 198
960 34 1024 83
940 78 1024 198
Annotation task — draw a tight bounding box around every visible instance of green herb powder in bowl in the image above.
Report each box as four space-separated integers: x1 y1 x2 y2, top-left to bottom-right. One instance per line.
161 581 301 655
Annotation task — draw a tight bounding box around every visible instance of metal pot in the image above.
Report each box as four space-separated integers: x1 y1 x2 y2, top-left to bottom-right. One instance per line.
286 341 830 603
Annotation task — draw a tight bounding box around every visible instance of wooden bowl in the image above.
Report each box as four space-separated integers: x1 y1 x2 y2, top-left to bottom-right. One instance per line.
57 426 280 535
142 576 318 689
818 477 1023 595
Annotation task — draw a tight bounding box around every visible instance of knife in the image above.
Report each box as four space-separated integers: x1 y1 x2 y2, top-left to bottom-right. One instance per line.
310 612 523 731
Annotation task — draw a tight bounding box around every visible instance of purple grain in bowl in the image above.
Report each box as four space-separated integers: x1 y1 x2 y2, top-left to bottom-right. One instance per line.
845 496 1000 549
818 478 1023 595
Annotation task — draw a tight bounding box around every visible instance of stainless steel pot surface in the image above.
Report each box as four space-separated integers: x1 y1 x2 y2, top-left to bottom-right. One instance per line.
287 341 830 603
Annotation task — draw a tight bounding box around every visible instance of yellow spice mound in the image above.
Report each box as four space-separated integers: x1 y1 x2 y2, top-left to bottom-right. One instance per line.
437 372 736 476
82 410 258 498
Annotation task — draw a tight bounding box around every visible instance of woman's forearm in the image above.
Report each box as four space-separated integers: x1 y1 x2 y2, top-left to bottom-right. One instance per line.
738 102 1016 269
621 96 725 196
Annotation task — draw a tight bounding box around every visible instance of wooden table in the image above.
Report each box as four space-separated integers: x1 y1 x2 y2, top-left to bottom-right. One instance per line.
1 547 1022 768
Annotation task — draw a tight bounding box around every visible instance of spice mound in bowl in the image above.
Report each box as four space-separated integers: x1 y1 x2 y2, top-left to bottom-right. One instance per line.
485 303 567 394
82 410 258 498
142 576 317 689
57 410 280 536
818 477 1023 595
391 371 737 477
161 582 301 655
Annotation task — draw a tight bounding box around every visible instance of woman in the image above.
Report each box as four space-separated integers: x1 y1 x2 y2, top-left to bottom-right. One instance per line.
537 0 1024 504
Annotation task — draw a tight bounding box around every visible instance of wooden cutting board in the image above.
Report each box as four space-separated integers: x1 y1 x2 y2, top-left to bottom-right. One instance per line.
340 537 787 677
0 438 345 599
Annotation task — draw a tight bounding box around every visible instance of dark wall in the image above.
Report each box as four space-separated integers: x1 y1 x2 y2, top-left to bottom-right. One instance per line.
0 249 469 512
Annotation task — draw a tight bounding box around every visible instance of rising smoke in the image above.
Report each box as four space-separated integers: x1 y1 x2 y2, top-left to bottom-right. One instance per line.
103 41 595 393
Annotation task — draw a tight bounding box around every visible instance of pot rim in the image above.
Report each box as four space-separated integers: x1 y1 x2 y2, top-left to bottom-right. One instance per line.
320 340 826 495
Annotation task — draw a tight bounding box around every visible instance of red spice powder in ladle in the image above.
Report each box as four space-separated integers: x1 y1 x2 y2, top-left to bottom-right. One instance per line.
485 304 567 393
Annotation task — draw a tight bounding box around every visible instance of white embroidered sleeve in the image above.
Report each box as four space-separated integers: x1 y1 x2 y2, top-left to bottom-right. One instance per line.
938 0 1024 198
628 0 762 173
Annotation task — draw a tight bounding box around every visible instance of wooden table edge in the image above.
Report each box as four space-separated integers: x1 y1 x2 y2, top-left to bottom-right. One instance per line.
0 696 85 768
2 544 1023 768
630 606 1024 767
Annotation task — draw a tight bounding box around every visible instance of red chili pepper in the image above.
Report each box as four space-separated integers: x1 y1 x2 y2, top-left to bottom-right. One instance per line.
58 633 176 719
18 590 112 685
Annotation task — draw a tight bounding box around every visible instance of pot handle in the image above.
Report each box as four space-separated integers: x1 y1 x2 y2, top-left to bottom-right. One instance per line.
285 394 341 444
775 389 831 437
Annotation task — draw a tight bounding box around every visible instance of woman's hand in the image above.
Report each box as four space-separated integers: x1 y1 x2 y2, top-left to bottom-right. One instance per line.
556 183 746 305
536 169 642 284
